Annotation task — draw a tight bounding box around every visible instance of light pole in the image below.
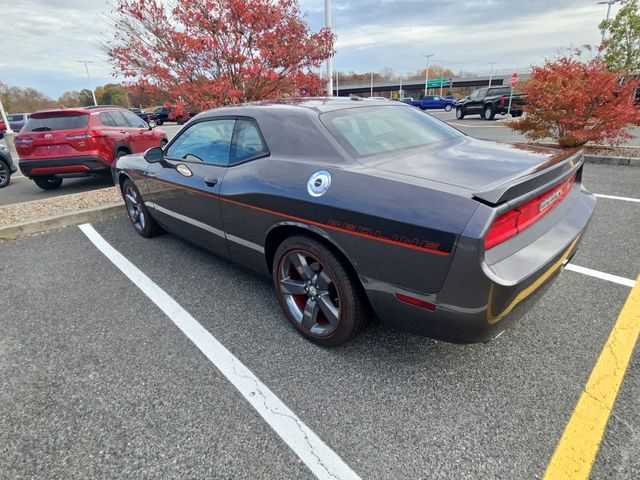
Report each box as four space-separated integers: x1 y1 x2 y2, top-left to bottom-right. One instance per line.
488 62 496 87
399 75 403 100
422 54 434 97
598 0 621 44
77 60 98 105
370 72 373 97
335 71 339 97
325 0 333 96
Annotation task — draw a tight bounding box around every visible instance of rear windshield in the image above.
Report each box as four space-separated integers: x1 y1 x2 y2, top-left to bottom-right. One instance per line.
23 114 89 132
320 106 462 158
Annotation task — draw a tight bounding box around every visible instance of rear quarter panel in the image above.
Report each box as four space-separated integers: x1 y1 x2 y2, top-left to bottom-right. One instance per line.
220 157 479 294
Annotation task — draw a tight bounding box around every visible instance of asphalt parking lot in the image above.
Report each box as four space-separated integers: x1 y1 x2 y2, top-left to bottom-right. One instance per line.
1 163 638 479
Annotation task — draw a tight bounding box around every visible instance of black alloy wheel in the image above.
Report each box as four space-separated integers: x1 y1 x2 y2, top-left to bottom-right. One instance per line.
122 179 161 237
273 236 365 346
0 160 10 188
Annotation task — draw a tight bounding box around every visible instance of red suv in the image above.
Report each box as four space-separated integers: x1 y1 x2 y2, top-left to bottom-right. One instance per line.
15 106 168 190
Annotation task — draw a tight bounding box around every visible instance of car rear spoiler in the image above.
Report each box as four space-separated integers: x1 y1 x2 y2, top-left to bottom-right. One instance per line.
472 150 584 206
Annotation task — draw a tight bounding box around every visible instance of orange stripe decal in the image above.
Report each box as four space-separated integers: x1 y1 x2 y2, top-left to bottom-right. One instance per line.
142 175 450 256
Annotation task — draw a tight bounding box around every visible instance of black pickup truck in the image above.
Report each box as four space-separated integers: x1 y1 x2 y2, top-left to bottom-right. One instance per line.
455 86 525 120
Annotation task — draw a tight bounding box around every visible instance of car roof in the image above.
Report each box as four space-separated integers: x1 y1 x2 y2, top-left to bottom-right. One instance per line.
196 96 407 120
31 106 127 117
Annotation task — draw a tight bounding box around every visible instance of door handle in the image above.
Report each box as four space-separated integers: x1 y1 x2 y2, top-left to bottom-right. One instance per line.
204 176 218 187
119 130 127 134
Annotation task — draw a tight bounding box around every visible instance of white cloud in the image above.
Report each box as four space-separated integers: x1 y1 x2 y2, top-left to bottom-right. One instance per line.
0 0 623 97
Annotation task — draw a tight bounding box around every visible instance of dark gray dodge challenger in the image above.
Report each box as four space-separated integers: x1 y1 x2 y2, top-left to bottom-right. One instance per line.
113 97 595 346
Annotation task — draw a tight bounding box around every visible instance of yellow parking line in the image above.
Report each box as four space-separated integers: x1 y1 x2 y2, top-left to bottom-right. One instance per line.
447 121 505 128
543 273 640 480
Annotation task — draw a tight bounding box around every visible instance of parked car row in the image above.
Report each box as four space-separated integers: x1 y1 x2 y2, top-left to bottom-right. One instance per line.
399 87 525 120
126 106 200 126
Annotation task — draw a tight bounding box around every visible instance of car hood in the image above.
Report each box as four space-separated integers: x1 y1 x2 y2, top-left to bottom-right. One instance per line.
361 137 579 192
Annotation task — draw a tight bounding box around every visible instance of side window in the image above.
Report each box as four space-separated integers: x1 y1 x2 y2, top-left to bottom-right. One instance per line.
122 110 148 128
99 112 116 127
166 119 235 165
230 119 268 164
107 111 130 128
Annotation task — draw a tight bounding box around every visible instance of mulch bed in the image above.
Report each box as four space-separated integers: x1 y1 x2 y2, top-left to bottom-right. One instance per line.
0 187 123 227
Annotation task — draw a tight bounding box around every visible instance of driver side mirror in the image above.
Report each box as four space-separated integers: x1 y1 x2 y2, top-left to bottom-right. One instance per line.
144 146 164 163
148 120 156 129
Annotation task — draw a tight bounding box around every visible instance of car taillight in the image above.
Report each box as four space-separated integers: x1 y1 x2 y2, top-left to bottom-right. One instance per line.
485 173 576 249
14 137 33 144
500 95 505 106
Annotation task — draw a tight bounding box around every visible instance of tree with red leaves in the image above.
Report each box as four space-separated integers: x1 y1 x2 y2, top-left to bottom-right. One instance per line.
510 49 640 147
105 0 334 113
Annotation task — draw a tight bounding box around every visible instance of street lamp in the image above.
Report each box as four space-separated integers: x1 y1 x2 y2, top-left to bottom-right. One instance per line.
422 54 434 96
77 60 98 106
488 62 496 87
597 0 621 44
325 0 333 96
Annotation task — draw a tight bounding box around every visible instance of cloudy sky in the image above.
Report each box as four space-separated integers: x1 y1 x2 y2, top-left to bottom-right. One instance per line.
1 0 620 99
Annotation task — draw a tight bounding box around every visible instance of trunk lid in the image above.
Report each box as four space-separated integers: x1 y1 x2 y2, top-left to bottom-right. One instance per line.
363 137 580 204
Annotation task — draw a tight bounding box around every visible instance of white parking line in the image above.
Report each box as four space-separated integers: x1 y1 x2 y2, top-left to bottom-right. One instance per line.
565 263 636 288
593 193 640 204
78 223 360 480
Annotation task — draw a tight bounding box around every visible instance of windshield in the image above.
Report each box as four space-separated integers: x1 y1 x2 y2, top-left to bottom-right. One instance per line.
320 106 462 158
23 114 89 132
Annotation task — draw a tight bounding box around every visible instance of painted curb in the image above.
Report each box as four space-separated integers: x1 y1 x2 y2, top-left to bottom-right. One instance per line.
0 203 124 241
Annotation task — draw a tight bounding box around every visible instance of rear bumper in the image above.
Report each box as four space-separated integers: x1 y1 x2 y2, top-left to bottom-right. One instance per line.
366 185 596 343
19 156 110 178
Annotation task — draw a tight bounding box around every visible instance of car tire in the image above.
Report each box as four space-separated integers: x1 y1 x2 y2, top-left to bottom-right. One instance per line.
176 116 184 125
483 105 495 120
33 176 62 190
512 111 523 118
122 179 162 238
0 160 11 188
273 235 366 347
444 104 452 112
156 119 163 126
455 106 465 119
